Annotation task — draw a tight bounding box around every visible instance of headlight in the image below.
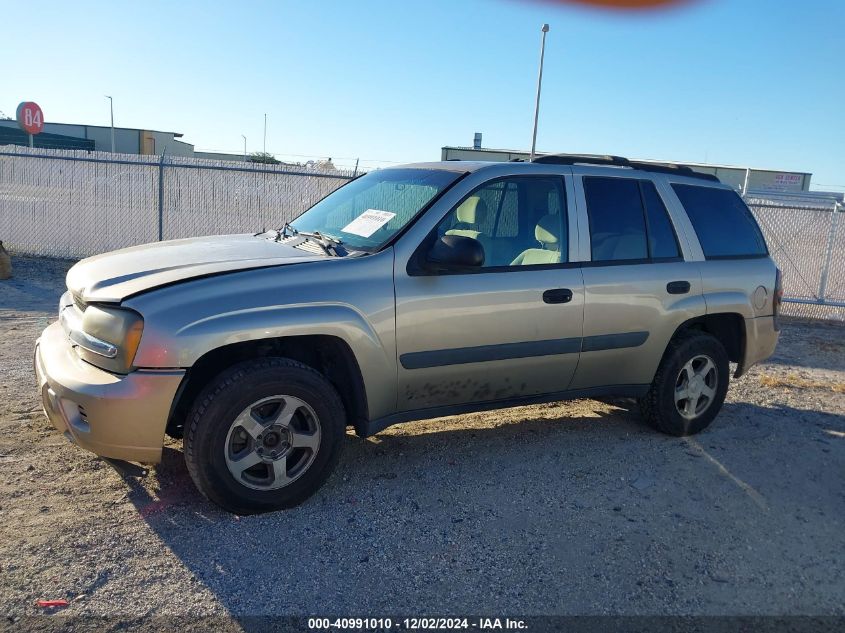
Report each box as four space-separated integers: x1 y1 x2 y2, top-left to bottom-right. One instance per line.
60 303 144 374
60 308 118 358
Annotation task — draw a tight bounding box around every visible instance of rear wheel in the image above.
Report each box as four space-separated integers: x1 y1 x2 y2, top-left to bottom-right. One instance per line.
639 331 729 436
184 358 346 514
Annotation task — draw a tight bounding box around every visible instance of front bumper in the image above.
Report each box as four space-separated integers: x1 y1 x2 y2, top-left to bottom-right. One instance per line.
34 321 185 463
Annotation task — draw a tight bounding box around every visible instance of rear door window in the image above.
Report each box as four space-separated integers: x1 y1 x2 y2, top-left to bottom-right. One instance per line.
672 184 767 258
584 176 648 262
583 177 649 262
584 176 683 263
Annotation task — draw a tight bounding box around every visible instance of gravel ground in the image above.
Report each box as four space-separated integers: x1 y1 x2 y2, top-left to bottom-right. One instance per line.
1 256 844 623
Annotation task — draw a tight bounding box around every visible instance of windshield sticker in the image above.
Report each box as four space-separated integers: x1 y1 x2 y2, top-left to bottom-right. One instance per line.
341 209 396 238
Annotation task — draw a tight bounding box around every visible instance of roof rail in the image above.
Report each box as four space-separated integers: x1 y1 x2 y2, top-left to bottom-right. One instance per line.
532 153 719 182
532 153 629 167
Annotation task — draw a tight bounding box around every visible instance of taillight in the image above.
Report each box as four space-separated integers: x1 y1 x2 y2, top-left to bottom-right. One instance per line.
773 268 783 331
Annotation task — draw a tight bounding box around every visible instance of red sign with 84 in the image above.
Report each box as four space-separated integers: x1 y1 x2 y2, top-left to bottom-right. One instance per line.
16 102 44 135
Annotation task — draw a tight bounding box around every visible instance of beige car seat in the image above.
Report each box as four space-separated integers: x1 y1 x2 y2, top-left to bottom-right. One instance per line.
511 215 562 265
445 196 492 262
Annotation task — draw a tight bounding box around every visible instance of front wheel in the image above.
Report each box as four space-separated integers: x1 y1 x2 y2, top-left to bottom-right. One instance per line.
639 331 730 436
184 358 346 514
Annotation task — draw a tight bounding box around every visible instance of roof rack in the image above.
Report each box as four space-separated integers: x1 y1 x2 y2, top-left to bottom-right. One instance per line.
531 153 720 182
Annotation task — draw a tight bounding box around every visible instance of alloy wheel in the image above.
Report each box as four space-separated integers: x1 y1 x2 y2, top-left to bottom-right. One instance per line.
223 395 321 490
674 355 718 420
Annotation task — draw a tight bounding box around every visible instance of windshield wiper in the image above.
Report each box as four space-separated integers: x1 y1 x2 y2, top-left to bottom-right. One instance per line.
274 222 296 240
308 231 343 245
303 231 344 256
303 234 336 256
274 222 343 256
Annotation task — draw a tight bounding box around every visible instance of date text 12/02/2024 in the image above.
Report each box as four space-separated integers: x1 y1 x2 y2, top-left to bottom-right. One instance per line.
308 618 528 630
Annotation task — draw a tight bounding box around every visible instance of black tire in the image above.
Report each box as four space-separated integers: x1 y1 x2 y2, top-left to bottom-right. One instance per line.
638 330 730 436
184 357 346 514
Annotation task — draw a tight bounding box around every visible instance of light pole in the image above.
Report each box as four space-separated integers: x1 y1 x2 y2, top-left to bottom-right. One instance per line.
105 95 115 153
530 24 550 161
263 113 267 158
242 134 247 162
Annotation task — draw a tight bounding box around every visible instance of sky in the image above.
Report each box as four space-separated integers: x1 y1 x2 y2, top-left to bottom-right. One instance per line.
2 0 843 190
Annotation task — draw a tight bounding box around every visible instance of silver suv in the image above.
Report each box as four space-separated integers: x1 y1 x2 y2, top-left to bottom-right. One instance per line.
35 155 782 513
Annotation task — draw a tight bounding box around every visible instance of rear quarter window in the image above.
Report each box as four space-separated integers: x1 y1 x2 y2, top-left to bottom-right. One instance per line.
672 184 768 258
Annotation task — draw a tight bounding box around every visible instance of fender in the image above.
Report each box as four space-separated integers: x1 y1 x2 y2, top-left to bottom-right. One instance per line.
174 303 386 361
139 303 396 423
702 291 755 319
125 251 398 420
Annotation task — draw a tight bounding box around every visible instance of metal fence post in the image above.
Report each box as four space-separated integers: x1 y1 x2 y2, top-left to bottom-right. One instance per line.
157 152 166 241
817 201 841 303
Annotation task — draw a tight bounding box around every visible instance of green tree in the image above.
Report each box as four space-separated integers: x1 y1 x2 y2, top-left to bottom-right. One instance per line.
249 152 280 165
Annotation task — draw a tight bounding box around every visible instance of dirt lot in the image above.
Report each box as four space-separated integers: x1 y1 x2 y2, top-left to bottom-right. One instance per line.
1 256 844 624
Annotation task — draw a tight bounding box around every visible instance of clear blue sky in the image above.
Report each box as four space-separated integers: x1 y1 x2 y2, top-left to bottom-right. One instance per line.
3 0 843 189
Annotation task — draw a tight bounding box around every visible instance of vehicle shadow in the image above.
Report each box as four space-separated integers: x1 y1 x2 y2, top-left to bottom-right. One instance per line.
118 398 649 520
111 397 845 618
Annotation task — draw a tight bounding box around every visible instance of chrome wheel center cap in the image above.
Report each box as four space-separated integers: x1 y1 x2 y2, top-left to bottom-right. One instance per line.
263 430 281 448
690 376 704 396
262 426 291 454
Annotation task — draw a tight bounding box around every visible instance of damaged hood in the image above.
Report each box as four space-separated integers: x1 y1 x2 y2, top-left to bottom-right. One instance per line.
67 234 327 303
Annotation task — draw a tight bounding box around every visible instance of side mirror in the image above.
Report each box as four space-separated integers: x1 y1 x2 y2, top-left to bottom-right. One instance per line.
426 235 484 270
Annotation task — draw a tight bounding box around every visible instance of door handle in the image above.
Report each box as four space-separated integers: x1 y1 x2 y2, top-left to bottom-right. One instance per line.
667 280 691 295
543 288 573 304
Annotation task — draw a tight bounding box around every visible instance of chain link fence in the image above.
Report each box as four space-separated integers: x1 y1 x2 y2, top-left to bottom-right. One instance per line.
1 145 842 321
0 146 354 259
746 192 844 321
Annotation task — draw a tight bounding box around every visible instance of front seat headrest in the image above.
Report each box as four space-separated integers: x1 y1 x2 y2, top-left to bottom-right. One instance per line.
535 215 560 249
455 196 488 225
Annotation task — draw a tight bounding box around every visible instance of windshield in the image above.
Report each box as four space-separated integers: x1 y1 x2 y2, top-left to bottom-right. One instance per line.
290 168 463 251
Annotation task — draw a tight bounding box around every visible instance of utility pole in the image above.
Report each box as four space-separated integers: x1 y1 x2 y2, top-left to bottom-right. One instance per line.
263 113 267 158
530 24 550 161
242 134 247 162
105 95 115 153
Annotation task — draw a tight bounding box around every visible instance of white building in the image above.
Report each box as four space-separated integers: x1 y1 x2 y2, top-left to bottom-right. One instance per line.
440 145 812 193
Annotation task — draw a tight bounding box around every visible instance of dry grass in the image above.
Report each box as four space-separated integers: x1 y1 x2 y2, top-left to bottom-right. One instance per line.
759 373 845 393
